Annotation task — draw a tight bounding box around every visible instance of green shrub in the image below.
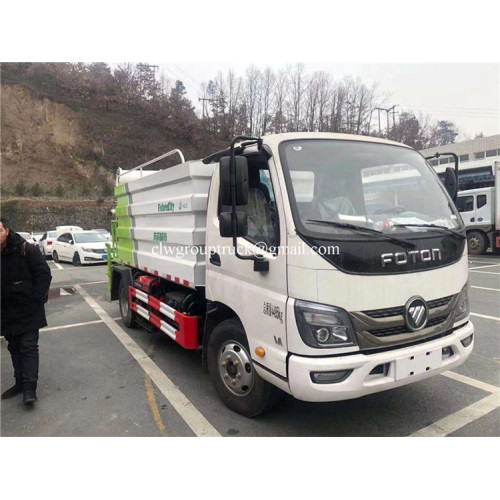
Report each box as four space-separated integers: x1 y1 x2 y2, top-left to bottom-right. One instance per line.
54 184 64 198
31 183 43 197
14 180 27 196
102 182 113 197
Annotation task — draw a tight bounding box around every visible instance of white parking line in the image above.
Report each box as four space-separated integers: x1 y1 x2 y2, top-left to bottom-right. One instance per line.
469 270 500 275
471 286 500 292
441 371 499 394
53 262 64 270
42 318 122 332
411 391 500 437
74 285 221 437
77 280 108 286
470 312 500 322
468 263 500 270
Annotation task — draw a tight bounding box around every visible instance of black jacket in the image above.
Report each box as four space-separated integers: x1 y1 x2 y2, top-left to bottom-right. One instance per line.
1 231 52 336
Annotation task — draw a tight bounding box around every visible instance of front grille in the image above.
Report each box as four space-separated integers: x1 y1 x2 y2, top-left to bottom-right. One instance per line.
363 294 454 318
369 315 448 337
428 295 453 308
90 248 107 254
363 306 404 318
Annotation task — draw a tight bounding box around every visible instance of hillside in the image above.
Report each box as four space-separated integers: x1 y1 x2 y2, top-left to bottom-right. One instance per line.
0 64 224 199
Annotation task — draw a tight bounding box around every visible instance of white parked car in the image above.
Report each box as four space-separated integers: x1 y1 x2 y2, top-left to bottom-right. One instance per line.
56 225 83 235
52 230 109 266
18 232 36 244
38 230 58 258
91 228 111 240
31 231 45 243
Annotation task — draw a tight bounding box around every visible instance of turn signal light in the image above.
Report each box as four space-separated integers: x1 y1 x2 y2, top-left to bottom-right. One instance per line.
255 347 265 357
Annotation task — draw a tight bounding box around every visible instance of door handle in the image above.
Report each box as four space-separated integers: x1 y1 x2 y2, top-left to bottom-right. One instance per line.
470 217 475 222
210 251 221 266
478 217 483 222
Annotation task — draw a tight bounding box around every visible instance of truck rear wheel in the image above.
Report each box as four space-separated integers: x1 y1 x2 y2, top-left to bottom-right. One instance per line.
467 230 488 255
119 280 136 328
207 318 281 417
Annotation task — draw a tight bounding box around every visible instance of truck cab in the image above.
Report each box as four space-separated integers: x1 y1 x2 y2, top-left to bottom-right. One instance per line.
111 132 474 416
456 187 495 254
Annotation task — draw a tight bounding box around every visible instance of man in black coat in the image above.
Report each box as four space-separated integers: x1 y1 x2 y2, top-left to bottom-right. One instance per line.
1 218 52 405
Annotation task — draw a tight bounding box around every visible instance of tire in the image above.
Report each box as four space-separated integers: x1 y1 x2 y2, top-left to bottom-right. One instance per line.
467 231 488 255
73 252 81 266
119 279 136 328
207 318 282 417
53 251 60 263
41 246 46 258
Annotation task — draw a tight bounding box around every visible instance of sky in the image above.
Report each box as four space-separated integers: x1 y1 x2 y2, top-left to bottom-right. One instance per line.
160 63 499 139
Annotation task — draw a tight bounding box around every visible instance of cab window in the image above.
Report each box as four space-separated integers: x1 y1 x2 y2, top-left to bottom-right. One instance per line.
218 160 280 250
477 194 487 209
456 196 474 212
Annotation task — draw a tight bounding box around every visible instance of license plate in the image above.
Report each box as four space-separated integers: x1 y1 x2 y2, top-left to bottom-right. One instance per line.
101 254 107 259
395 348 442 381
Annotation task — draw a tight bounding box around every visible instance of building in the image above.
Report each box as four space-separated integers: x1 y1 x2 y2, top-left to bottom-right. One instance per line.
420 134 500 190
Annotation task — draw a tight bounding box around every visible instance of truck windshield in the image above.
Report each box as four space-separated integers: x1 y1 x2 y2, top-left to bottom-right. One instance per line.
279 139 464 240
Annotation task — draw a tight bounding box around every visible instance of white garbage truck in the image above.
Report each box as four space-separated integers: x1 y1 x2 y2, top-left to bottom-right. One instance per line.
108 133 474 417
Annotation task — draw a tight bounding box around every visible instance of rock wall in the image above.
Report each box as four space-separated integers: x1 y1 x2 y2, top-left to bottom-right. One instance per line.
0 199 115 232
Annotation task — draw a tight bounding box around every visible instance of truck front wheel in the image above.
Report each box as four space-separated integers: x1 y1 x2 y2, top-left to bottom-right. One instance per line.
207 318 281 417
467 230 488 255
119 280 136 328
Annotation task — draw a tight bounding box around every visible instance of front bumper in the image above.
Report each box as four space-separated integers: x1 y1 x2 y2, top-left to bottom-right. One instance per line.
83 252 107 264
288 321 474 402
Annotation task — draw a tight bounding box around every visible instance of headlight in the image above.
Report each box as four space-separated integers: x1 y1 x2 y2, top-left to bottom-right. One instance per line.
455 283 469 322
294 299 357 348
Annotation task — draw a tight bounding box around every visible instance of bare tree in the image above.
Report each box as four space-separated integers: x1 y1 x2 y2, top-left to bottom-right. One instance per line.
260 67 275 135
288 63 308 132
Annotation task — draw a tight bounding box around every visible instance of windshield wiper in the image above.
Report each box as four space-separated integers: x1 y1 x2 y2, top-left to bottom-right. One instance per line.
392 223 466 239
306 219 416 248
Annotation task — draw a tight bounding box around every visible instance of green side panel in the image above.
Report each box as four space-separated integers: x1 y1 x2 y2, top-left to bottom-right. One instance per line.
113 183 135 265
114 184 126 197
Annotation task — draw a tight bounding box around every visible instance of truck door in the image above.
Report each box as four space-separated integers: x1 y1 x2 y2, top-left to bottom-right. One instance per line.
456 194 475 225
206 157 289 380
475 192 492 225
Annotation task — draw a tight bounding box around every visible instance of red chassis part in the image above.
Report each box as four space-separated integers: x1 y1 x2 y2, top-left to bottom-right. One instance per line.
128 286 198 349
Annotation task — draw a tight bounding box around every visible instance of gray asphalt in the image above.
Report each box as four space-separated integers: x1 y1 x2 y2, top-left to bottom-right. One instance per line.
1 255 499 437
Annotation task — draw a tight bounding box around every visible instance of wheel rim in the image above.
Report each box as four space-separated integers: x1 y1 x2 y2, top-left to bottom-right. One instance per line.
469 237 480 250
217 341 254 396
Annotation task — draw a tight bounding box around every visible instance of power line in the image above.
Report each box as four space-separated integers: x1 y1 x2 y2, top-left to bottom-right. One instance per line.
172 64 203 92
162 65 201 98
165 65 203 98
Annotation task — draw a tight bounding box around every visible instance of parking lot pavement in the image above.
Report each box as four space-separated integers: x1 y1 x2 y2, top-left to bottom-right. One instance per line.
1 256 499 437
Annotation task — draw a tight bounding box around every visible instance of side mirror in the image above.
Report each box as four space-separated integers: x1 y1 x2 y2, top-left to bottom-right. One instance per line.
444 166 458 200
219 156 249 206
70 240 74 245
219 212 248 238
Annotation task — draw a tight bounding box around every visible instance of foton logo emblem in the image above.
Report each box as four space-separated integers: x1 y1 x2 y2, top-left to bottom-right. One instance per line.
381 249 441 267
405 297 429 331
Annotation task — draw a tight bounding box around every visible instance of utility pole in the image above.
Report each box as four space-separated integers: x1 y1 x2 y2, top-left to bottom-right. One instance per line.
376 107 389 136
376 106 398 139
198 97 214 121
